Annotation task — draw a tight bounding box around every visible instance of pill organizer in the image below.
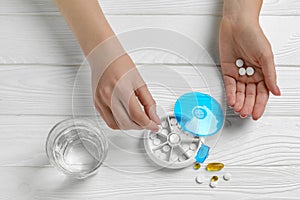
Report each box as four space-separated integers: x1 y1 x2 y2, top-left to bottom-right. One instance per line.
144 114 204 169
145 92 225 169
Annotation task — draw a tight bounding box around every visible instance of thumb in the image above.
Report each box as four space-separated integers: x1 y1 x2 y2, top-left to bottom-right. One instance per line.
260 52 281 96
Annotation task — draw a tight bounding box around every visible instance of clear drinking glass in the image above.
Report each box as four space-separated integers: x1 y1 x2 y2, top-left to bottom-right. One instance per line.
46 118 108 179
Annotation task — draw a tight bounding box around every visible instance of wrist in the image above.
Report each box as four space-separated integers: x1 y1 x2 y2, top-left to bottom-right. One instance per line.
79 23 115 56
223 0 262 26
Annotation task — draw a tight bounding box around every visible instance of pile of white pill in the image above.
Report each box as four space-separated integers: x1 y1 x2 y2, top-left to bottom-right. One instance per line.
195 173 232 188
194 162 232 188
236 58 255 77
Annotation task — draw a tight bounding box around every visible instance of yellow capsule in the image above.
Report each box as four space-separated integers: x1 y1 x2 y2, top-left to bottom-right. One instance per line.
193 163 201 170
210 175 219 182
206 162 224 171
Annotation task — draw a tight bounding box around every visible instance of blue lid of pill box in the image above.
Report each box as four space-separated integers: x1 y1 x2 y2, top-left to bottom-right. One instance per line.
174 92 224 137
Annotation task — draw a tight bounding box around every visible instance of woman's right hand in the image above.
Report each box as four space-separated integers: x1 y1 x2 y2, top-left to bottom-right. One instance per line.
93 53 161 131
54 0 160 131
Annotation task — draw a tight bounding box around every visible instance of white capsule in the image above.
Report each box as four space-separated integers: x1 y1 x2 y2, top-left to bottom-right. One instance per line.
223 173 232 181
178 156 186 162
186 150 194 157
195 175 204 184
171 154 179 162
246 67 255 76
181 144 189 152
235 59 244 68
238 67 246 76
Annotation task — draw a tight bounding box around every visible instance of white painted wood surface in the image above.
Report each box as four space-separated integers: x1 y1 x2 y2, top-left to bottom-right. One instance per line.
0 0 299 199
1 0 300 15
1 15 300 65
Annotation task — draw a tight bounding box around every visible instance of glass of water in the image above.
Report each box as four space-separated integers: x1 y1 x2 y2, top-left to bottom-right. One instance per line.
46 118 108 179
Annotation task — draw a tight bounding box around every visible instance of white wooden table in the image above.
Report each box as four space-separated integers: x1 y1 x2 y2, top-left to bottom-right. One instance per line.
0 0 300 199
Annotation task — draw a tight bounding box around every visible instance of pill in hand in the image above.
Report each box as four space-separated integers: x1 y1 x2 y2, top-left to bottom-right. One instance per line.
235 59 244 68
246 67 255 76
238 67 246 76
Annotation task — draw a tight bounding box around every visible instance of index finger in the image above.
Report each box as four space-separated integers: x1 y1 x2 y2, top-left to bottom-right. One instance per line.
128 93 159 132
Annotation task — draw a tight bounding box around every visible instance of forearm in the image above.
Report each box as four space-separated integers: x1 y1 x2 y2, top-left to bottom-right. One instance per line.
54 0 114 55
223 0 263 25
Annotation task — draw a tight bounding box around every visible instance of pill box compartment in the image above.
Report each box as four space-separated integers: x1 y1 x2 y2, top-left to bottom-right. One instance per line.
144 115 202 169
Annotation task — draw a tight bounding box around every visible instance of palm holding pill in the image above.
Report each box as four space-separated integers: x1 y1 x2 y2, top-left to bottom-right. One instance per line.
219 0 281 120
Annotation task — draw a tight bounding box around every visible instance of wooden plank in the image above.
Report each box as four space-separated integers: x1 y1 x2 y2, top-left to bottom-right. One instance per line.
0 65 299 116
0 15 299 65
0 165 299 199
1 0 300 16
0 115 299 167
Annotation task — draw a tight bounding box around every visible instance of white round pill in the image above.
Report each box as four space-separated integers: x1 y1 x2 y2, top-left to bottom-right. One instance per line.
162 145 171 152
155 150 162 156
181 144 189 152
170 118 177 125
169 134 180 144
235 59 244 68
209 181 218 188
150 133 157 140
189 143 197 150
161 129 169 136
223 173 232 181
153 138 161 146
246 67 255 76
195 175 204 184
161 121 168 128
238 67 246 76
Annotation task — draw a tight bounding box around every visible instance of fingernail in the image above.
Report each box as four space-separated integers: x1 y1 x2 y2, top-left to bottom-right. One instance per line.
276 85 281 96
147 121 159 132
240 115 247 118
152 124 159 132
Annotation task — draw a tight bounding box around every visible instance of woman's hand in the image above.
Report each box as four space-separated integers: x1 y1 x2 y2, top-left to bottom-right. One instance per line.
93 53 161 131
219 0 281 120
55 0 160 131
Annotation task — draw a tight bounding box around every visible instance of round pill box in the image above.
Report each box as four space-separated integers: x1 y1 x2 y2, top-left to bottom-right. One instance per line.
144 114 204 169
